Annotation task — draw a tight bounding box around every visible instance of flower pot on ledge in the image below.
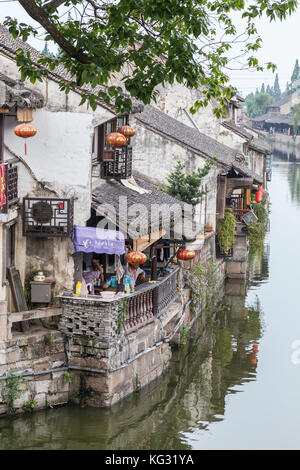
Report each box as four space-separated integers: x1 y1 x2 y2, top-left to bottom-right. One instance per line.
205 223 213 233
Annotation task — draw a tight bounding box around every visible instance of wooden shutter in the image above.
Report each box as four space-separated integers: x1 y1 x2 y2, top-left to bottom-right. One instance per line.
97 124 105 162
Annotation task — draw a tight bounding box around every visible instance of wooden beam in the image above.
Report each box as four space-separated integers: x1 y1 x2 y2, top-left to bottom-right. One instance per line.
226 177 253 196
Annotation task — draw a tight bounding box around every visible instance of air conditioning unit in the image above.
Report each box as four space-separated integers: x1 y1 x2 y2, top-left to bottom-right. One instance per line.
22 197 73 238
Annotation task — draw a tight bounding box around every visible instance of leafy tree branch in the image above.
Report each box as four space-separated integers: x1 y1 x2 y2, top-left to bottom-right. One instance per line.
4 0 298 113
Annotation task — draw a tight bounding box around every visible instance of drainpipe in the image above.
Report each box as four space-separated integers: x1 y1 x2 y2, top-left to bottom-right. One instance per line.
183 108 202 133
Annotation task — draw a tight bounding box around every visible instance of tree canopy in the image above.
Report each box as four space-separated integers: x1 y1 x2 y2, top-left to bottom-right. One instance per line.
4 0 298 113
245 58 300 108
291 58 300 83
246 92 275 118
273 73 281 101
292 102 300 136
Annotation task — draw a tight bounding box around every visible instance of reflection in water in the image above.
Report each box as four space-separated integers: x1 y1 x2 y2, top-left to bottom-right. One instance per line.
272 147 300 205
0 265 267 449
288 163 300 204
271 147 298 163
11 149 300 449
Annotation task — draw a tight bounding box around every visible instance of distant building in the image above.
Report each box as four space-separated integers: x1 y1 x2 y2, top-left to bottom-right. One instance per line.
252 88 300 135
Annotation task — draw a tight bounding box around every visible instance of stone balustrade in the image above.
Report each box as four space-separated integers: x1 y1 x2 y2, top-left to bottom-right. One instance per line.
58 266 179 339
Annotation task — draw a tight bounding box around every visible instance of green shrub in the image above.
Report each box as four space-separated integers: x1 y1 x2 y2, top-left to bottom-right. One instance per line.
23 399 38 412
63 371 73 384
217 208 236 254
248 195 270 251
1 370 23 413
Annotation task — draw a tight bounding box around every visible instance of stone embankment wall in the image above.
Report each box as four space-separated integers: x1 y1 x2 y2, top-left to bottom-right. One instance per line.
0 260 227 417
59 293 180 407
0 328 70 416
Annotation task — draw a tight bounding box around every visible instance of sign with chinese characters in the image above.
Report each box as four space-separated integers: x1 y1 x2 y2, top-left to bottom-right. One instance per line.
241 210 258 226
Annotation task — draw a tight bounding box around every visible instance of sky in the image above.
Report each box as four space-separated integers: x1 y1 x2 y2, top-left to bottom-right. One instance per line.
0 1 300 99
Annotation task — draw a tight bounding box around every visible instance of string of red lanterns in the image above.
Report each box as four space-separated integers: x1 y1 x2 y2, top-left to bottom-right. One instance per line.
117 125 136 138
106 125 136 147
105 132 127 147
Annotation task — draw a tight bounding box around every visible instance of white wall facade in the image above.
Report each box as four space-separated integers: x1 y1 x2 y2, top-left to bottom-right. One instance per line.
154 82 222 140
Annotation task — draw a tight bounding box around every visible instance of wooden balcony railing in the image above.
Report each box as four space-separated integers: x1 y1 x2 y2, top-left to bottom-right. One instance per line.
101 144 133 180
0 161 18 214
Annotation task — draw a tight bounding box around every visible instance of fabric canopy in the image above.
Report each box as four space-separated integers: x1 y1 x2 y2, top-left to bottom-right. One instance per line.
74 226 125 255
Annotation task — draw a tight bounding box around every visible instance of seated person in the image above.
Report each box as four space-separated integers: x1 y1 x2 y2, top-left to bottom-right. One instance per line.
82 258 104 295
103 273 134 294
128 263 146 287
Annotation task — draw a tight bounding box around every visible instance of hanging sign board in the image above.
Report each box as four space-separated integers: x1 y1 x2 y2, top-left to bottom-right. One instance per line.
265 154 273 172
241 210 258 226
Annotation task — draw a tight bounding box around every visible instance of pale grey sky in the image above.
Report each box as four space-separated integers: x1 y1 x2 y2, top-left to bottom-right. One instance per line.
0 1 300 98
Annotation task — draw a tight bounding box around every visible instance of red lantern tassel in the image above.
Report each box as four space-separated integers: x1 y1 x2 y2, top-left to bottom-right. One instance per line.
25 141 27 156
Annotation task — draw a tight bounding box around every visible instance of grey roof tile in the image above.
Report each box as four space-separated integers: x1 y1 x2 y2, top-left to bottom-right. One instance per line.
135 105 263 183
92 176 192 238
252 111 293 125
135 105 236 167
221 120 253 140
249 138 272 155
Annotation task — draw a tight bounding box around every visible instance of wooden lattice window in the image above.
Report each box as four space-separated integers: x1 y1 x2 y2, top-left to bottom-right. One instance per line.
100 145 133 179
22 197 74 238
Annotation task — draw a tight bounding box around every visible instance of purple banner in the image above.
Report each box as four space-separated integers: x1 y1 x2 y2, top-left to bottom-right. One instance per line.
74 226 125 255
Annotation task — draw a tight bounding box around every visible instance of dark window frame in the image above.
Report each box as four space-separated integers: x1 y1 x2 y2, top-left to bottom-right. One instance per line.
2 220 17 286
97 115 129 162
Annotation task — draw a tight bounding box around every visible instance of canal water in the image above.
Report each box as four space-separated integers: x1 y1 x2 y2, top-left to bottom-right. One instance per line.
1 150 300 450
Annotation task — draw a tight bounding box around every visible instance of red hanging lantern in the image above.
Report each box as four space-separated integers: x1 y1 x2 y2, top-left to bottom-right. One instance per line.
126 251 147 265
14 123 37 156
250 352 257 365
105 132 127 147
255 191 262 203
176 249 196 261
258 186 263 195
118 125 136 138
